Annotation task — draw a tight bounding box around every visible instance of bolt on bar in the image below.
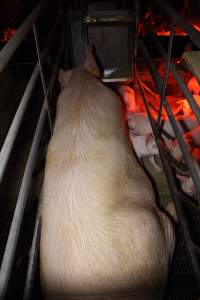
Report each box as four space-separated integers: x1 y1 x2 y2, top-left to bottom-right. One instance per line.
138 38 200 200
136 71 200 286
0 103 47 300
0 17 61 187
154 0 200 49
0 0 48 73
148 33 200 124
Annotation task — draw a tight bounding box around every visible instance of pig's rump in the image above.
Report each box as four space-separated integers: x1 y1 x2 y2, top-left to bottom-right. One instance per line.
40 70 173 299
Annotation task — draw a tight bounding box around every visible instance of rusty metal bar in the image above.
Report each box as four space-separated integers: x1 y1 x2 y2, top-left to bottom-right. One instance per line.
0 0 48 73
154 0 200 49
137 38 200 200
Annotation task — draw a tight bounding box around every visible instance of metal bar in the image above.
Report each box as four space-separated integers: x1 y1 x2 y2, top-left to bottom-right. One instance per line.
0 17 61 187
33 23 53 135
22 28 64 298
161 157 200 287
136 72 187 172
154 0 200 49
138 38 200 200
84 16 132 23
23 211 41 300
0 0 48 73
136 71 200 286
133 0 140 66
148 33 200 124
0 103 47 300
155 27 174 138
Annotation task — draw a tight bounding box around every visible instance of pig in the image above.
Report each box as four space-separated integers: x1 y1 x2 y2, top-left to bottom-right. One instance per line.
167 125 200 161
117 85 137 114
180 95 200 115
176 148 200 196
187 76 200 95
129 131 161 172
127 112 199 140
129 131 159 158
40 48 175 300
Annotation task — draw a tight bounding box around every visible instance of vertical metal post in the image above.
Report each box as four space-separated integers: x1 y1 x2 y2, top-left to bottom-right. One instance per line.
33 23 53 135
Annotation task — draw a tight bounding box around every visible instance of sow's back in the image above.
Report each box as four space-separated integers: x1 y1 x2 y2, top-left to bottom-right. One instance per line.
40 51 174 300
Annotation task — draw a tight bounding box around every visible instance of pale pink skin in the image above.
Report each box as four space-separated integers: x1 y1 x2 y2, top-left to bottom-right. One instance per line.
127 112 198 138
129 132 159 158
40 50 175 300
176 149 200 196
167 125 200 162
118 85 137 113
187 76 200 95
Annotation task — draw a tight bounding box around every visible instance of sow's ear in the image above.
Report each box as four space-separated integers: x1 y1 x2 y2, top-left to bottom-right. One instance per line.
82 46 100 77
58 69 72 88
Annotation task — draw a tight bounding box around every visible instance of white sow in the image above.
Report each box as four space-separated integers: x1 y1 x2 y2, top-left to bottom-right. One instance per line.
40 50 175 300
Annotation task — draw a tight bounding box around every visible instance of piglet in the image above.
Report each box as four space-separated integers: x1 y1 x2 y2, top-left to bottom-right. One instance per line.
176 148 200 196
129 131 161 171
40 47 175 300
129 131 159 158
167 125 200 161
187 76 200 95
117 85 137 113
128 112 199 137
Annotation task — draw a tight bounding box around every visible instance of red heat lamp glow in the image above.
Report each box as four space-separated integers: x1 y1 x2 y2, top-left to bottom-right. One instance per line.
156 22 200 36
1 27 16 43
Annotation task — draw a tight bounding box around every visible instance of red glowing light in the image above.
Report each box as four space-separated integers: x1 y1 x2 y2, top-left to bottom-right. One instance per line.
1 27 16 43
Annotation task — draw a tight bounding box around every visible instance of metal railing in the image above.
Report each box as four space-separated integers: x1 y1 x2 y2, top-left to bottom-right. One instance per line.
134 0 200 290
0 1 64 299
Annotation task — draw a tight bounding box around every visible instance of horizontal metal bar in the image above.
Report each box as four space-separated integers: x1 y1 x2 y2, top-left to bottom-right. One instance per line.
84 16 132 23
0 0 48 73
154 0 200 49
148 33 200 124
138 38 200 200
136 71 200 286
0 17 61 186
102 78 132 82
0 103 47 300
23 210 41 300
